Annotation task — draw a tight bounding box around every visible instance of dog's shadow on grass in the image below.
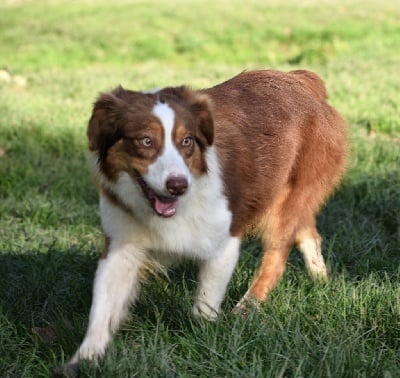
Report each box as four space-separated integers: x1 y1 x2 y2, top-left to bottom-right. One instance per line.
0 247 98 372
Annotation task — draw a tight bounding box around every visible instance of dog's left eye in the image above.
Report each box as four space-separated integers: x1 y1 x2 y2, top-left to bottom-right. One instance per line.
141 137 152 147
181 136 193 148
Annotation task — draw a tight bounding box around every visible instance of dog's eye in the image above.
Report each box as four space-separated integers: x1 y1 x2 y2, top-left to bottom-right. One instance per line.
141 137 152 147
181 136 193 148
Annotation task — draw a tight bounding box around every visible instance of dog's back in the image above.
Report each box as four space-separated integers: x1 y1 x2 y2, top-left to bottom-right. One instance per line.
203 70 346 306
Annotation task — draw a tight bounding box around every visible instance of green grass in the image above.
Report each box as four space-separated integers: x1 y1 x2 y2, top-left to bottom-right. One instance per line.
0 0 399 376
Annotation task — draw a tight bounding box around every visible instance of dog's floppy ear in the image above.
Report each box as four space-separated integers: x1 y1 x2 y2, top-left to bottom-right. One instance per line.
87 87 126 158
187 91 214 148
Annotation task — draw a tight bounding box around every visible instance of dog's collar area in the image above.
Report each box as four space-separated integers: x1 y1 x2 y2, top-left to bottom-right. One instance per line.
135 176 179 217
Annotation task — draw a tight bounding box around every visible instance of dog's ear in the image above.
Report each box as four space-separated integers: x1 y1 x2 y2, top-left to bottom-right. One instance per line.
87 87 126 158
186 91 214 148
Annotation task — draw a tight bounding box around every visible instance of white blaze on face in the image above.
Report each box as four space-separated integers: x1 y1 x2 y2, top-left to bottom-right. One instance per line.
145 101 191 196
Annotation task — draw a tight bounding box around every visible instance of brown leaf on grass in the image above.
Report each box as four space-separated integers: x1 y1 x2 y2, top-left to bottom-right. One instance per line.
32 320 74 344
32 325 58 343
0 148 5 157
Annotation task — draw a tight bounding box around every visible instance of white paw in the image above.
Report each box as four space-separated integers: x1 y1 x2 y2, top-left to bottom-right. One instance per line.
69 329 110 367
192 302 219 321
308 263 329 282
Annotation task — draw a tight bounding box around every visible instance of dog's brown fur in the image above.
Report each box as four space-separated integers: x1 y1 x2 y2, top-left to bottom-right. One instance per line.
200 70 346 300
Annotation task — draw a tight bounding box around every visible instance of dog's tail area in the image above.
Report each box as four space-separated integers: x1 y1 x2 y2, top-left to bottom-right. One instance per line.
290 70 328 101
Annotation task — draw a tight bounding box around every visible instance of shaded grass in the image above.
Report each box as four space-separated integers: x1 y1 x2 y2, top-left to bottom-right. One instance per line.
0 0 399 376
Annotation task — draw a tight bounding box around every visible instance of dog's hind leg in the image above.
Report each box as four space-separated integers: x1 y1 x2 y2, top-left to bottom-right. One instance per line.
234 231 293 315
296 225 328 281
234 184 330 315
66 244 146 369
233 187 295 314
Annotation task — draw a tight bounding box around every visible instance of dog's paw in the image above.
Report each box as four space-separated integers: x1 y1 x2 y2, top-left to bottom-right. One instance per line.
192 302 219 321
232 294 262 319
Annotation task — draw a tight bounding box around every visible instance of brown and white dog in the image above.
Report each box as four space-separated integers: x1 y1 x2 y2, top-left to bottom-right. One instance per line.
66 70 346 369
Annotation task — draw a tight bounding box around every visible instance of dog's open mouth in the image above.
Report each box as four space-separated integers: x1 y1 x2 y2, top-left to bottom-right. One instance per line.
136 176 179 218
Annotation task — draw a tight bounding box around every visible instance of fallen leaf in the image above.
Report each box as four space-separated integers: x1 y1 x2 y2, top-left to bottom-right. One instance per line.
32 325 58 343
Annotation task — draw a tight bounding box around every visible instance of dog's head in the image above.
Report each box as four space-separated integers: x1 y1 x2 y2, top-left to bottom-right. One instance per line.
87 85 214 217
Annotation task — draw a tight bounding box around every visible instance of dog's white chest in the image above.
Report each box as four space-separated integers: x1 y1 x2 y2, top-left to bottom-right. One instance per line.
100 147 233 260
149 196 232 258
101 183 232 260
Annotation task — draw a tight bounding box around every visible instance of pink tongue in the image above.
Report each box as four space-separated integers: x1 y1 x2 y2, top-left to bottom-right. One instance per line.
153 196 179 217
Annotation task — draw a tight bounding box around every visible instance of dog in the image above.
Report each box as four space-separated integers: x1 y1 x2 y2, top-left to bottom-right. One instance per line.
65 69 346 371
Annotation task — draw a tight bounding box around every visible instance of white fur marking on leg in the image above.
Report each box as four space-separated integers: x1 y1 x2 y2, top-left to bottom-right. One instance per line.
298 237 328 280
69 246 145 365
193 237 241 320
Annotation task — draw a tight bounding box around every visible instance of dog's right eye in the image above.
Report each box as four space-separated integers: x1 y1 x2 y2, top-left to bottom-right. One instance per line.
140 137 152 147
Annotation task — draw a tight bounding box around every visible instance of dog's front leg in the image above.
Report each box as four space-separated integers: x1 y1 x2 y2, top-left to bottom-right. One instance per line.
193 237 241 320
67 244 145 368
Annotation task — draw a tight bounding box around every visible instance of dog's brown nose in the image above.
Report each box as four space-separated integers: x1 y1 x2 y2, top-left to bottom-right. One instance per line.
166 176 188 196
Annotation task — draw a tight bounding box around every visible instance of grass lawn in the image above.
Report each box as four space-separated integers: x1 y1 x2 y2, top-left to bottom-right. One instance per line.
0 0 399 376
